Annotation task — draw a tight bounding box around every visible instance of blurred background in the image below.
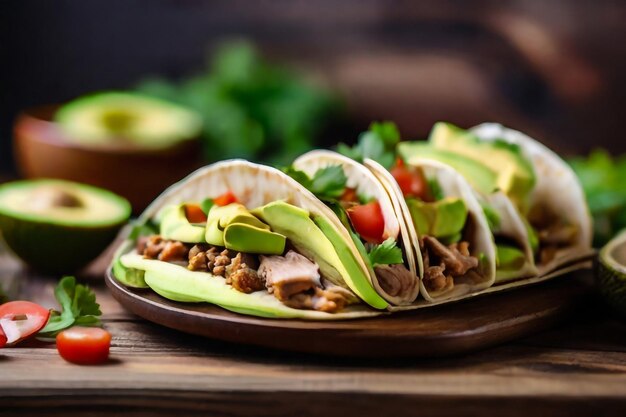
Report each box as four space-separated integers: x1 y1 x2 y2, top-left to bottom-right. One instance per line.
2 0 626 241
4 0 626 165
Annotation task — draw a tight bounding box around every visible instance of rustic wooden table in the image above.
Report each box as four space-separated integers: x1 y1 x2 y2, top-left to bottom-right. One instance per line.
1 247 625 417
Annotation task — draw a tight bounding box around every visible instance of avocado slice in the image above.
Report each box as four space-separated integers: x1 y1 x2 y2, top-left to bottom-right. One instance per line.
397 142 498 195
406 197 468 239
223 223 285 255
159 204 205 243
429 122 536 210
496 244 527 270
251 201 388 309
204 203 285 253
0 179 131 273
55 92 203 148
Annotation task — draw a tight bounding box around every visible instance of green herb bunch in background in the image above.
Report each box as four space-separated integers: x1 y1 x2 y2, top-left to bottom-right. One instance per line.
136 41 343 165
568 150 626 247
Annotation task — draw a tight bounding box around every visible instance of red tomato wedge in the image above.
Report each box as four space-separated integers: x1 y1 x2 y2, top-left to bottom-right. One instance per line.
347 201 385 244
56 327 111 365
184 204 208 223
0 326 6 348
213 191 238 207
390 158 430 200
0 301 50 345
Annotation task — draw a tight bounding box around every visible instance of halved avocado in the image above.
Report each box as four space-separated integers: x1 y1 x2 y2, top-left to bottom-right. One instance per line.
598 230 626 319
0 179 131 273
55 92 203 148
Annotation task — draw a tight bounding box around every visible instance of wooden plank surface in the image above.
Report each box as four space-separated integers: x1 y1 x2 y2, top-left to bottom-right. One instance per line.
1 248 626 416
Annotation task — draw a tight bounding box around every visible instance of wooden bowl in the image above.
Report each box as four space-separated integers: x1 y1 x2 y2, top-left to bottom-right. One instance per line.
13 106 203 213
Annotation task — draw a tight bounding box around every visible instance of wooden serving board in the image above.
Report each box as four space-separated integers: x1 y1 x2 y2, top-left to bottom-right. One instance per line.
105 268 593 358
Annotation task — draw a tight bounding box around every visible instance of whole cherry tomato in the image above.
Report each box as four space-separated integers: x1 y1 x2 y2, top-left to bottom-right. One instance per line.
56 326 111 365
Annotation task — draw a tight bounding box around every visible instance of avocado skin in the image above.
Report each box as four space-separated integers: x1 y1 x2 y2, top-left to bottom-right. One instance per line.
0 213 124 274
597 257 626 319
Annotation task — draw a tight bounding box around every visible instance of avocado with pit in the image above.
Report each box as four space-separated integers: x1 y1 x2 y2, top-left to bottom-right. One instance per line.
55 92 203 149
159 204 206 243
429 122 536 210
251 201 388 309
206 203 285 254
397 142 498 195
406 197 468 240
0 179 131 273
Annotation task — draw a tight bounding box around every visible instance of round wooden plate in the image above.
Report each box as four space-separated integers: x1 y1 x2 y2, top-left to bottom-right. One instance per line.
105 268 591 357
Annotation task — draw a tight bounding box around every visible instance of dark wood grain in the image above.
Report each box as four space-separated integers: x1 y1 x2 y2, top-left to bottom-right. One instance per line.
105 267 592 358
1 245 625 417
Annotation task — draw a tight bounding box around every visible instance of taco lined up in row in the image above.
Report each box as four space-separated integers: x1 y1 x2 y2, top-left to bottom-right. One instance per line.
397 122 593 284
113 160 388 319
110 122 593 319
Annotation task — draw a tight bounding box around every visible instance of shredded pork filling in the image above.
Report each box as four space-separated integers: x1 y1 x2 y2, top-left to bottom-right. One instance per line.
420 236 479 293
137 235 350 312
374 264 414 297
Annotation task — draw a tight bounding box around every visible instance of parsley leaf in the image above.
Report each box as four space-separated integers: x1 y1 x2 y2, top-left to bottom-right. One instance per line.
38 276 102 337
337 121 400 169
283 165 347 201
368 238 404 266
309 165 347 199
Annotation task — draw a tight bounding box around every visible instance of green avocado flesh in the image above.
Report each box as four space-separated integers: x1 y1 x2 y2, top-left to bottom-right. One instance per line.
160 204 205 243
0 179 131 273
428 122 536 210
252 201 388 309
406 197 468 241
496 244 527 270
119 254 376 319
55 92 203 148
397 142 498 195
205 203 285 254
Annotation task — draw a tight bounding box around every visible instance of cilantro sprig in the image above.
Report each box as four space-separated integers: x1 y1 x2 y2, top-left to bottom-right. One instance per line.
283 165 347 201
337 121 400 169
38 276 102 337
367 238 404 266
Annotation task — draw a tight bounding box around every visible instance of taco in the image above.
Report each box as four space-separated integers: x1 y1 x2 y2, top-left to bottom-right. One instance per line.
470 123 593 275
111 159 389 320
290 150 420 305
397 122 593 281
366 157 497 301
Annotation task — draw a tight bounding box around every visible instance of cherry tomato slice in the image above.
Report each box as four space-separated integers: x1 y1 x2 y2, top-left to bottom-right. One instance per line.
184 204 208 223
390 159 430 200
56 327 111 365
347 201 386 244
0 301 50 345
213 191 238 207
0 326 6 348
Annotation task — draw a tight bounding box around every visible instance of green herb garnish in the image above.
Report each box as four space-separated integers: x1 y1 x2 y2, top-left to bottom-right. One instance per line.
337 121 400 169
568 149 626 246
283 165 347 201
38 276 102 337
368 238 404 266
